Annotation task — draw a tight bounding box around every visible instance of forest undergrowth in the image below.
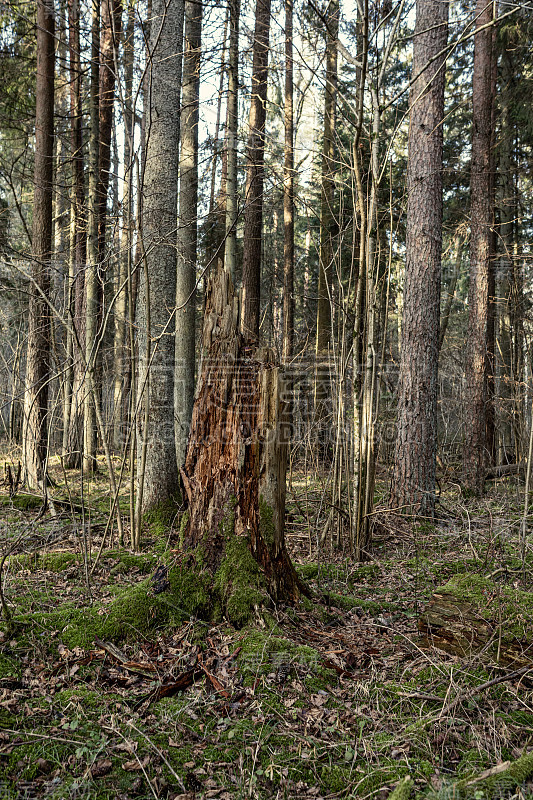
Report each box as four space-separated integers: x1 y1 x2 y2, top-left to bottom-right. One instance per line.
0 458 532 800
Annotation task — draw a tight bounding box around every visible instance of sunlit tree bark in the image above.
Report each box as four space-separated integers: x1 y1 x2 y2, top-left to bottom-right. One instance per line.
175 0 201 467
463 0 494 495
391 0 449 516
241 0 271 340
23 0 55 488
136 0 184 516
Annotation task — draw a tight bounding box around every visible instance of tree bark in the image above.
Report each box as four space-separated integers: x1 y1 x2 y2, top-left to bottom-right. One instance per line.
390 0 449 516
113 0 135 451
241 0 272 341
83 0 101 473
23 0 55 488
175 0 201 467
223 0 240 282
136 0 184 515
63 0 86 467
314 0 339 420
97 0 122 262
495 46 515 463
463 0 494 496
282 0 294 369
181 266 301 615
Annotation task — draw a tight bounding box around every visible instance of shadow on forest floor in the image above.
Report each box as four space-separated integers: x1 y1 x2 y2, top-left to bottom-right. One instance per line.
0 459 532 799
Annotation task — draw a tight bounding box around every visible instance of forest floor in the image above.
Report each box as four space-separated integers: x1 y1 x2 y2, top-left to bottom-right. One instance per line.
0 457 532 799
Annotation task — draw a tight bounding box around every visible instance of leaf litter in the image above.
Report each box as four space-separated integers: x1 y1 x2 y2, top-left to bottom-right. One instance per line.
1 482 533 798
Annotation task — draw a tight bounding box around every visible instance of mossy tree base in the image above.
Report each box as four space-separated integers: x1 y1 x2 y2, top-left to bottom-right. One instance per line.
180 266 301 615
420 573 533 664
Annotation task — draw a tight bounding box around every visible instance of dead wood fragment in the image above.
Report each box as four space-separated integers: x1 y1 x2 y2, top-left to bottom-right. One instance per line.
179 265 302 616
419 575 533 665
94 636 157 678
485 462 524 479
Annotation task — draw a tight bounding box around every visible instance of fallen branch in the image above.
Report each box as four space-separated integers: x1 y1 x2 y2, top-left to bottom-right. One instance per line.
437 665 532 719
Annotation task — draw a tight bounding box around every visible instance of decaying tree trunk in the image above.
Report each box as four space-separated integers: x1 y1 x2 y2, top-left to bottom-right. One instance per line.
180 266 301 617
419 575 533 666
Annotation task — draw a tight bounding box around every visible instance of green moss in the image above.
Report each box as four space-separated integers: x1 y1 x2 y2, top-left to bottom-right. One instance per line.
107 549 157 575
0 653 21 679
55 687 116 712
8 551 78 572
436 573 533 640
349 563 380 582
457 749 490 778
0 493 43 511
297 564 319 580
388 776 413 800
259 496 275 547
320 765 352 794
178 509 189 547
17 562 211 648
237 629 335 687
142 497 180 538
214 535 266 627
440 753 533 799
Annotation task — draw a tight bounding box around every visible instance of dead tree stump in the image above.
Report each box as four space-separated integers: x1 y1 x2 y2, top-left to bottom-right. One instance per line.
179 267 301 623
419 574 533 665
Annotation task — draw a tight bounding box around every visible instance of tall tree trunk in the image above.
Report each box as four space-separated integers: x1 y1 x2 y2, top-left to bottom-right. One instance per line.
282 0 294 368
240 0 272 340
314 0 339 421
223 0 240 281
113 0 135 451
496 46 514 462
390 0 449 516
463 0 494 495
136 0 184 515
175 0 201 467
63 0 86 469
84 0 101 473
23 0 55 488
439 232 463 351
208 3 228 217
97 0 122 262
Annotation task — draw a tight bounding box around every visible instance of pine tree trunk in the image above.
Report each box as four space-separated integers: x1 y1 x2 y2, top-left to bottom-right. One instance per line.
181 266 301 616
97 0 122 262
23 0 55 488
463 0 494 495
314 0 338 423
113 0 135 451
282 0 294 368
224 0 240 281
84 0 101 473
241 0 271 340
175 0 201 467
136 0 184 515
495 47 514 463
390 0 449 516
208 4 228 218
63 0 86 469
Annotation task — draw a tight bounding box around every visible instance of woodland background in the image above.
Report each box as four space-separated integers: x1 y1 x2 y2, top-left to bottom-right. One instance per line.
0 0 533 798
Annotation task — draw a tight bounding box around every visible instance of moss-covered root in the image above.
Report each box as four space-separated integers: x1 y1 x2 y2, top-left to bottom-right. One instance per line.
436 753 533 799
387 776 413 800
